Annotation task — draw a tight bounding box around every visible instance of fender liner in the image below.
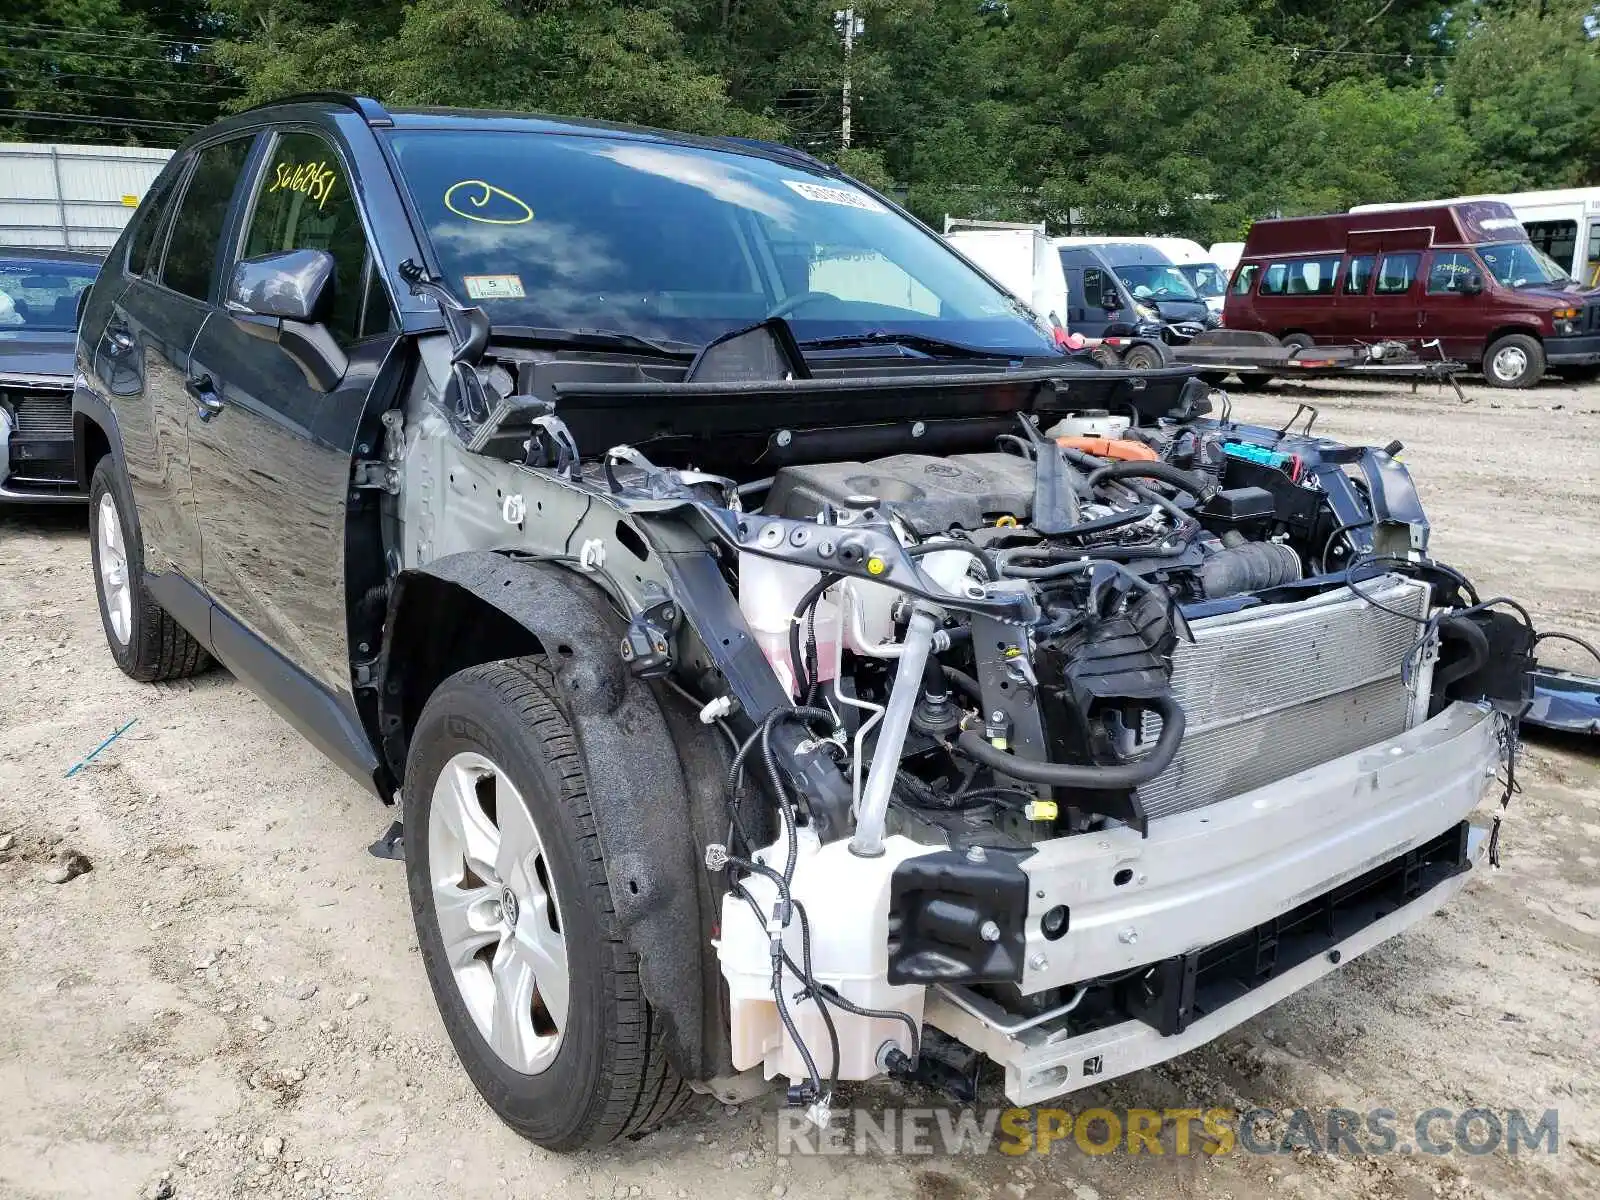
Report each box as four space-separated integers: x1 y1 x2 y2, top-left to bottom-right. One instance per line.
379 552 734 1081
72 383 124 487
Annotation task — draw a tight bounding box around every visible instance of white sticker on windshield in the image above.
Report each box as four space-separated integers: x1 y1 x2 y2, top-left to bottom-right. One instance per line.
463 274 526 300
782 179 888 213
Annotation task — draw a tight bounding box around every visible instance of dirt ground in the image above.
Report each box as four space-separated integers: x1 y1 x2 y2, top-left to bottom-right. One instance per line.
1 376 1596 1200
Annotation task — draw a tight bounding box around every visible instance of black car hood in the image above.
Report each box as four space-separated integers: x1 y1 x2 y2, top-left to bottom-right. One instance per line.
1149 298 1211 323
0 328 76 384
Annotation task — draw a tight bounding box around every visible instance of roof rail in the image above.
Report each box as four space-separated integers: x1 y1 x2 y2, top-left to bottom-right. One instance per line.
716 136 835 174
242 93 393 127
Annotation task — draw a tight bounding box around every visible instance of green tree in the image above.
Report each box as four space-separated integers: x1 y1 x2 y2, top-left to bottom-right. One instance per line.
210 0 773 136
993 0 1310 240
0 0 230 145
1450 0 1600 189
1284 76 1470 212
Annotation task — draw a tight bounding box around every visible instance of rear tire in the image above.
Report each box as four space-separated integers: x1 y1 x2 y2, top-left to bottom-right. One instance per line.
88 455 211 682
1280 332 1314 354
1483 334 1544 388
404 658 690 1150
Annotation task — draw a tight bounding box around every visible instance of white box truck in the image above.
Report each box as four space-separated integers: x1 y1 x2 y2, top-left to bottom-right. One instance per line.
0 142 174 252
941 218 1071 334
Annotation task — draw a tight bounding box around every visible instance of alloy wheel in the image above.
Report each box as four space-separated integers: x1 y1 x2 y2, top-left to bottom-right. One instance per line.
95 491 132 646
427 751 570 1075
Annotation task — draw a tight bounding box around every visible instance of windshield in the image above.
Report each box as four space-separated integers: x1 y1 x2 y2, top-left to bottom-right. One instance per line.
1478 242 1572 290
1179 263 1228 298
0 257 98 331
386 130 1057 357
1110 263 1199 302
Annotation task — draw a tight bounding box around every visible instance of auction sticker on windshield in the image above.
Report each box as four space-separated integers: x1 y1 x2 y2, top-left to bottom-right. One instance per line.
782 179 888 213
463 274 526 300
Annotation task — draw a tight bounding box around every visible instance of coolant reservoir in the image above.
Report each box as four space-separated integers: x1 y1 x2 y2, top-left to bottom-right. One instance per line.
1045 409 1130 440
739 552 838 697
718 830 933 1083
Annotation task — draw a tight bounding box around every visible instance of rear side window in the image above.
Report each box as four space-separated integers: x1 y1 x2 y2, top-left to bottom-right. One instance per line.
1524 220 1575 271
1374 252 1421 295
162 137 255 301
1426 251 1478 294
127 169 181 278
239 131 395 345
1259 255 1340 297
1343 255 1375 295
1231 264 1259 295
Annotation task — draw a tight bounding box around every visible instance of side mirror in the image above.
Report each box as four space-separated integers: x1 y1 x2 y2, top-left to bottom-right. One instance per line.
1462 272 1484 296
227 248 334 321
226 249 347 391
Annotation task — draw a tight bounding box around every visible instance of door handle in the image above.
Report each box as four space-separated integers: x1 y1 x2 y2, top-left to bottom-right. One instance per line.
185 373 225 421
104 321 135 357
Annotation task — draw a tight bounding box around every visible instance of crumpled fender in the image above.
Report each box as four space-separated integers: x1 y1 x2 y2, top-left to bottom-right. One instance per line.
380 551 733 1080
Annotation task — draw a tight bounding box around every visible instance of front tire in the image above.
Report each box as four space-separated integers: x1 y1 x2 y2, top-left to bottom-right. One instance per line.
1484 333 1544 388
1123 342 1167 371
88 455 211 682
404 658 689 1150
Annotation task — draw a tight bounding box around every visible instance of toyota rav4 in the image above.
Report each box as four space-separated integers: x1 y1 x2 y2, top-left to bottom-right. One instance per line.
72 93 1532 1151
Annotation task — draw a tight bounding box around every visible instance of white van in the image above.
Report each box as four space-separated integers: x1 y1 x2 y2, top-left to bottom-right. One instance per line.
1056 235 1229 315
1209 241 1244 279
1353 189 1600 287
941 218 1070 333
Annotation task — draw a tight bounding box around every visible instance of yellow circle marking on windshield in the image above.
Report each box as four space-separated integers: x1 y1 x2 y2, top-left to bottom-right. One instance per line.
444 180 535 225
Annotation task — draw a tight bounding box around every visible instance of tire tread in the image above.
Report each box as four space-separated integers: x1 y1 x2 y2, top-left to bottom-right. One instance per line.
89 455 211 683
430 657 690 1147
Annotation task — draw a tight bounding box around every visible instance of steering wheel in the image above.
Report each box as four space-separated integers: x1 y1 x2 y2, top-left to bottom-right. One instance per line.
765 291 835 320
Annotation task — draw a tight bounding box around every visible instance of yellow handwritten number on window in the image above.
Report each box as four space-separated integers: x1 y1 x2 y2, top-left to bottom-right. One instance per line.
443 180 534 225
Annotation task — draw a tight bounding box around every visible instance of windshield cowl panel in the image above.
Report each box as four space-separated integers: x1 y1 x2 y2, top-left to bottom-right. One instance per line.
386 129 1057 360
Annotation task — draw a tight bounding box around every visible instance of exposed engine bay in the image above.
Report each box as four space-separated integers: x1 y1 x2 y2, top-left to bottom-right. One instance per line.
396 330 1544 1117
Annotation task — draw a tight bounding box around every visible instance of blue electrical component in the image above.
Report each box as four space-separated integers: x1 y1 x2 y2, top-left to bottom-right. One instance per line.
1223 442 1295 471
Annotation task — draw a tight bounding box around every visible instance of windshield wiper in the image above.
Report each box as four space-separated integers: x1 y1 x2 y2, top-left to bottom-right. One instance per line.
495 326 699 357
795 330 1006 358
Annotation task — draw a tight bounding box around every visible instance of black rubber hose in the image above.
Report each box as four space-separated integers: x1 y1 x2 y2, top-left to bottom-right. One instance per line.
941 665 984 704
1198 541 1303 599
957 694 1186 788
1434 614 1491 693
906 541 1000 581
1535 630 1600 667
1085 460 1219 503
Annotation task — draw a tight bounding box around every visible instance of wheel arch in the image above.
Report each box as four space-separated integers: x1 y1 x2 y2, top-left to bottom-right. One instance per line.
378 552 734 1082
1483 324 1544 356
72 385 122 490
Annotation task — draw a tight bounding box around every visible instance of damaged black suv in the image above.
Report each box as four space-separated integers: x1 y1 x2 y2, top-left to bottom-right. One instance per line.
73 94 1531 1150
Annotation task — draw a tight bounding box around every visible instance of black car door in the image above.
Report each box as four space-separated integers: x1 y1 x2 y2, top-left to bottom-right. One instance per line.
94 135 257 594
185 126 400 698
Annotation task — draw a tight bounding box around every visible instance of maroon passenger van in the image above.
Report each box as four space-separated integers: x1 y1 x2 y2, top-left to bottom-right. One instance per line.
1223 200 1600 387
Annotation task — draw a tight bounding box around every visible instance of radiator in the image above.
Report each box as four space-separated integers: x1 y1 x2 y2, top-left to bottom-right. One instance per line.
9 391 73 440
1138 575 1434 821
